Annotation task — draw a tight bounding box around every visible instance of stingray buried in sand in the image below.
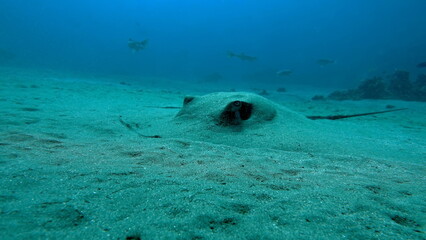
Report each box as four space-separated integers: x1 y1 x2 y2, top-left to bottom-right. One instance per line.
120 92 411 161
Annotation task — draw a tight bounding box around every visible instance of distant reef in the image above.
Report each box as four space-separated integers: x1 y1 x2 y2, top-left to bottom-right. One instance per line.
316 71 426 102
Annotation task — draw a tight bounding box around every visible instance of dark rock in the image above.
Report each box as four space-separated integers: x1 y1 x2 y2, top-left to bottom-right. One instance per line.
414 74 426 88
311 95 325 101
388 70 412 100
327 90 348 100
357 77 388 99
327 70 425 102
413 74 426 101
327 89 359 100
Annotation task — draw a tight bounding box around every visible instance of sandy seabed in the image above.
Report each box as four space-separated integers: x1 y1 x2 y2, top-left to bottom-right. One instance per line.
0 68 425 239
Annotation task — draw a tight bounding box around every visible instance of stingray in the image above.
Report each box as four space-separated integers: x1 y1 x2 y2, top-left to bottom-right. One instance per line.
119 92 408 159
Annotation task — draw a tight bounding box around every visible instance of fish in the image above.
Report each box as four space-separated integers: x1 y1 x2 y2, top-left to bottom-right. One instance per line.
227 51 257 61
316 58 335 66
128 39 148 52
276 69 293 76
417 62 426 68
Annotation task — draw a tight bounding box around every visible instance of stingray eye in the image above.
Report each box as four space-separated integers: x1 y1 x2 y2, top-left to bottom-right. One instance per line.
232 101 241 107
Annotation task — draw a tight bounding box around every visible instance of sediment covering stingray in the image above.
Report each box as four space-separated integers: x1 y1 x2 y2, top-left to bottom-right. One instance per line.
169 92 320 151
141 92 417 161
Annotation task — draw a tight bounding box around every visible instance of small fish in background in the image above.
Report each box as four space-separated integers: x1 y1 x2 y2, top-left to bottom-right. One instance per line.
227 51 257 61
276 69 293 77
417 61 426 68
316 58 335 66
128 39 148 52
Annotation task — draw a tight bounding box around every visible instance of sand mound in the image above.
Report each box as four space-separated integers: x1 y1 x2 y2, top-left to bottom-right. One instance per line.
175 92 278 127
133 92 419 162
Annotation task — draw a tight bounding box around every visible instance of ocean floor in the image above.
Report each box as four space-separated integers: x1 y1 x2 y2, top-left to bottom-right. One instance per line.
0 67 425 239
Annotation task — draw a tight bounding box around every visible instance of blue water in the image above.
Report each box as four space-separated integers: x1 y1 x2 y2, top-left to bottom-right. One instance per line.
1 0 426 87
1 2 426 239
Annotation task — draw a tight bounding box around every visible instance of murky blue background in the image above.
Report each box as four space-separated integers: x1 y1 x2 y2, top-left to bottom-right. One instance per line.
1 0 425 87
